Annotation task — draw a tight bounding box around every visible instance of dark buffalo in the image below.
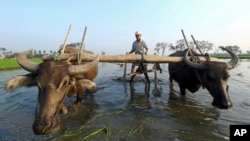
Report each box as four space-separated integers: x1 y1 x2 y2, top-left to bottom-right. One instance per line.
4 49 99 134
168 47 238 109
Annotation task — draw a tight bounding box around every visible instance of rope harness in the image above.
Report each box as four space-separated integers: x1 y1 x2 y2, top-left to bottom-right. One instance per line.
169 49 211 89
190 51 211 89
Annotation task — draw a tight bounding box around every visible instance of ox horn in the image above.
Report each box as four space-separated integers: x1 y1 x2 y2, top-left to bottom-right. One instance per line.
219 47 239 69
68 55 99 75
184 48 207 70
17 49 39 73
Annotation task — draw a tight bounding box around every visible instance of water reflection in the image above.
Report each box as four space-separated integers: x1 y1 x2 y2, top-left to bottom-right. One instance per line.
1 61 250 140
152 80 163 97
165 93 228 140
128 82 151 110
53 95 99 140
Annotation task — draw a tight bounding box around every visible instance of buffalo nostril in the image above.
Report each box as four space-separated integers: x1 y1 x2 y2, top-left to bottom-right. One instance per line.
212 99 233 109
32 118 60 134
228 101 233 108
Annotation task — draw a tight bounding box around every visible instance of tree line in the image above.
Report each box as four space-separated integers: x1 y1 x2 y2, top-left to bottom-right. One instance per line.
0 42 82 59
154 39 248 56
1 40 250 59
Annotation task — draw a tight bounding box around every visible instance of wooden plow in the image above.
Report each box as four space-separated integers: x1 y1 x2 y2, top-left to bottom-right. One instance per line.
56 25 219 81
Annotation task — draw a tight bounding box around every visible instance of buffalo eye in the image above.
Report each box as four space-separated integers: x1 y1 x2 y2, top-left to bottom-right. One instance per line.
58 79 69 90
62 80 68 86
206 74 214 82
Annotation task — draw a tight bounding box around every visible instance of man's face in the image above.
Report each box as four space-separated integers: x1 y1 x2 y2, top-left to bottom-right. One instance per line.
135 34 141 40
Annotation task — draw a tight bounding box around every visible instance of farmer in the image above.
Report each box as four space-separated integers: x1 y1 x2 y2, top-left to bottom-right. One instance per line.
126 31 149 82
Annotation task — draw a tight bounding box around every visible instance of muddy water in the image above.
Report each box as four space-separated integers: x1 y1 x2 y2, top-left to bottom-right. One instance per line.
0 60 250 141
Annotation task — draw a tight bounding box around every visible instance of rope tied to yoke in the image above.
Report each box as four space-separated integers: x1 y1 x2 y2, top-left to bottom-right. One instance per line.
189 50 211 63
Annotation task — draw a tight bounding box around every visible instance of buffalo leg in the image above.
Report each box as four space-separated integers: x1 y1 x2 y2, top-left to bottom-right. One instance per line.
76 89 85 104
60 103 68 115
169 78 176 94
179 85 186 95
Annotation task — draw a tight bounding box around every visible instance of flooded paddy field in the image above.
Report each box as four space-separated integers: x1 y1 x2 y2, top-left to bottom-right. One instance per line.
0 60 250 141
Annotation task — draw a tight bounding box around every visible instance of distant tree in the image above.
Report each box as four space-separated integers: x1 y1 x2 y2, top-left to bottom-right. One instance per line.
247 50 250 54
3 51 12 56
176 39 187 51
43 50 46 54
33 50 37 55
154 39 215 54
155 42 170 56
3 51 17 59
154 46 160 55
221 45 242 55
38 50 42 54
0 47 6 51
59 42 81 49
174 39 194 51
0 47 6 58
101 51 105 55
195 40 214 54
50 50 53 54
154 42 172 56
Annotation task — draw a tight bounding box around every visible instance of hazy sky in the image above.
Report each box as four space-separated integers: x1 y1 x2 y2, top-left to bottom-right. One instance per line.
1 0 250 55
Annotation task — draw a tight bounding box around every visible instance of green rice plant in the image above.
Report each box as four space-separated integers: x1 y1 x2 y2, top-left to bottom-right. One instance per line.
128 123 143 136
79 113 104 130
82 126 111 141
236 73 243 76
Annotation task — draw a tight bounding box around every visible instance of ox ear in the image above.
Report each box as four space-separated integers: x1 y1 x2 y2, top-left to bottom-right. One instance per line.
77 79 96 92
4 73 37 91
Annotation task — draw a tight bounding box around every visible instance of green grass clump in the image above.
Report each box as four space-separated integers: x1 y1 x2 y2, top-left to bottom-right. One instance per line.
0 58 42 70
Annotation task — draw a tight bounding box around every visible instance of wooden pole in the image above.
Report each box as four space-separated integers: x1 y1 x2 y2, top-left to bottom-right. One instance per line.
154 69 157 81
181 29 190 48
78 26 88 64
123 62 127 78
60 24 72 54
59 53 219 63
191 35 203 55
181 29 195 56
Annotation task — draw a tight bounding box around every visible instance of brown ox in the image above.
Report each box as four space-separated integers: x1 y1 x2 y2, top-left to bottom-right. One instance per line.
4 48 99 134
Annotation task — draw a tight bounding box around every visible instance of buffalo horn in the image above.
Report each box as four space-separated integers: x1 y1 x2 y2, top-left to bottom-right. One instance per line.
184 48 207 70
68 55 99 75
17 49 39 73
219 47 239 69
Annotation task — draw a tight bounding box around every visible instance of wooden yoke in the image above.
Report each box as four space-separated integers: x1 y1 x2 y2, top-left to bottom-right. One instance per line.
59 53 219 63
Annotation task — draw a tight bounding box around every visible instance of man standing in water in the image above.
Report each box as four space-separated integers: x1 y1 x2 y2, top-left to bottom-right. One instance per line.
127 31 149 82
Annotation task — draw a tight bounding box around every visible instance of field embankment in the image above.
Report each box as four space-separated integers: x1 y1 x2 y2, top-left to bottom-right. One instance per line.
211 54 250 59
0 55 250 70
0 58 41 70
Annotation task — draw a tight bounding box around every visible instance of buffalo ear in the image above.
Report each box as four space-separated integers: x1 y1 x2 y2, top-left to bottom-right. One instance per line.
4 74 37 91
